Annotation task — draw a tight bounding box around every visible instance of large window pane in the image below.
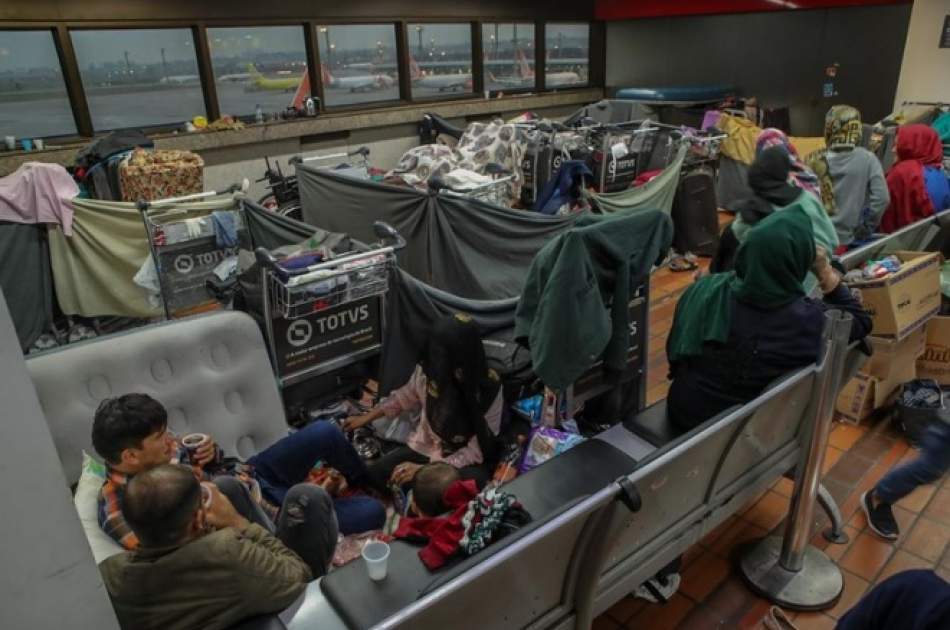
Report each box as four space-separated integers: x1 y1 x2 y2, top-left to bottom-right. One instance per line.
209 26 309 117
0 30 76 139
407 24 473 100
317 25 399 108
71 29 205 131
482 23 535 93
544 23 589 89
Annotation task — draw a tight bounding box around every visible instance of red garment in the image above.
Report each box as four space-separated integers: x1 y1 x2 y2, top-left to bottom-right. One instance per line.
881 124 942 233
633 169 663 188
393 479 479 570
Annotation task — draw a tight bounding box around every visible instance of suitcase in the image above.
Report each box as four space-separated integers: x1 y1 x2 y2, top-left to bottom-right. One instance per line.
119 148 204 202
672 166 720 256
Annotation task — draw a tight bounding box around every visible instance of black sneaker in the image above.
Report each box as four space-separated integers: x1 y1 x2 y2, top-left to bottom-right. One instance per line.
861 490 899 540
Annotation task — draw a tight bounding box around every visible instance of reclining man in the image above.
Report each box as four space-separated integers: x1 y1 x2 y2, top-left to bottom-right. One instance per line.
93 393 386 571
100 463 312 630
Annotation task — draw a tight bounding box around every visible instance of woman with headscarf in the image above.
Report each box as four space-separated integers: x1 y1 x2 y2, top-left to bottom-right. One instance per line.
344 314 503 489
667 205 871 431
712 144 838 273
880 124 950 233
756 127 822 199
805 105 890 247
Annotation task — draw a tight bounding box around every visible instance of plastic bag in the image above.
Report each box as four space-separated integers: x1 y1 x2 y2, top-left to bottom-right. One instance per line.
518 426 585 473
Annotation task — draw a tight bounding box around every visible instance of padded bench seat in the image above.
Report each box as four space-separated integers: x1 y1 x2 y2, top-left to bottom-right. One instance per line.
623 400 681 447
320 438 637 629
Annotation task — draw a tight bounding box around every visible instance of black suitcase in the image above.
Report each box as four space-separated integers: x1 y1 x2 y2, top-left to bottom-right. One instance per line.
672 166 720 256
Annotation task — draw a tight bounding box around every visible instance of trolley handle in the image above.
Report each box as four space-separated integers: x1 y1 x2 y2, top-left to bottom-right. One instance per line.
289 146 371 166
137 180 248 213
373 221 405 251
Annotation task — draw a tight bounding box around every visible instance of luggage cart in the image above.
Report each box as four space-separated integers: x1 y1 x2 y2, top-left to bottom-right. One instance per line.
138 181 248 320
290 146 372 182
429 164 516 206
255 222 405 388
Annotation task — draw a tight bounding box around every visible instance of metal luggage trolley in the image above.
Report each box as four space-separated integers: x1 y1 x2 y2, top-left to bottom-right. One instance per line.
290 146 372 182
138 182 248 319
254 222 405 388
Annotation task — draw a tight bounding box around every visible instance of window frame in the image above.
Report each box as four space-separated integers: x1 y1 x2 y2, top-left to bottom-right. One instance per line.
542 21 592 91
0 17 600 141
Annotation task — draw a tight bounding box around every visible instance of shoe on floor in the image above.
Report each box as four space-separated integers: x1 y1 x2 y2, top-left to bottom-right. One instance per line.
861 490 899 540
633 572 681 604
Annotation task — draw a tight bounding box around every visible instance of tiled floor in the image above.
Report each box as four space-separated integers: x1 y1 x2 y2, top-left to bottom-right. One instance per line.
595 258 950 629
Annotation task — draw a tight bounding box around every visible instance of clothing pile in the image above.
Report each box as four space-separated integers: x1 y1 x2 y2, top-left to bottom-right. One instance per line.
386 119 528 206
899 380 943 410
843 255 902 283
393 479 531 570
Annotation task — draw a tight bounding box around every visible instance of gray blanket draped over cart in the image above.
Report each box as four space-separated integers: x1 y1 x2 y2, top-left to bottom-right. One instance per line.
297 146 686 300
0 222 53 349
380 268 522 393
583 143 687 215
48 196 242 318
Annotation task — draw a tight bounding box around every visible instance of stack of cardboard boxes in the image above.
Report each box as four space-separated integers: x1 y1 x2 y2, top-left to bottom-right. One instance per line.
836 251 945 424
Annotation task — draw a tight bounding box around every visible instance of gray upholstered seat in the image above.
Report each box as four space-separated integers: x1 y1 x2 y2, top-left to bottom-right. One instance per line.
26 311 289 484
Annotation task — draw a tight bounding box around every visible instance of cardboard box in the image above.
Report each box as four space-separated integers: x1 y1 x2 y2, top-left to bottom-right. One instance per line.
836 326 927 423
917 315 950 385
851 251 942 340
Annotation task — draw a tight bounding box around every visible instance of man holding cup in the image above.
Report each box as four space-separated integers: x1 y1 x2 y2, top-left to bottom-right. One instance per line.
99 464 312 630
92 393 385 571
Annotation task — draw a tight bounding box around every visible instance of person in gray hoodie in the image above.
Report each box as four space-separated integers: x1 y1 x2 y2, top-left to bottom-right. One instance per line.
806 105 890 247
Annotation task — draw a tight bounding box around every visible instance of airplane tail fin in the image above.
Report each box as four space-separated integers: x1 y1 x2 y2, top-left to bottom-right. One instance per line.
409 55 422 81
246 63 262 79
320 63 333 86
515 49 533 79
291 70 311 110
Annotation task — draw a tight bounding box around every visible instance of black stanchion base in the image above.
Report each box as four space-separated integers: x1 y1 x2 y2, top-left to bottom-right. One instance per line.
738 536 843 611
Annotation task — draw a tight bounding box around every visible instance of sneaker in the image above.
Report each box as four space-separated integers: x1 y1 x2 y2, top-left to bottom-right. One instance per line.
861 490 899 540
633 572 681 604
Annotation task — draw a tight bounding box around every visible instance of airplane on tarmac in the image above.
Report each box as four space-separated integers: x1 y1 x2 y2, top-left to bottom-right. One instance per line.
409 56 472 92
159 75 200 85
488 49 583 88
245 64 302 92
320 64 395 92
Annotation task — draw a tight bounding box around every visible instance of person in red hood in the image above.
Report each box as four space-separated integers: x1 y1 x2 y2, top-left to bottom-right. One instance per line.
880 124 950 233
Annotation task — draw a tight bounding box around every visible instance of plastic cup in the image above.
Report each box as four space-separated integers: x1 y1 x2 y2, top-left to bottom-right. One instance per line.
21 139 32 151
4 136 15 151
361 540 390 581
182 432 210 457
34 139 44 150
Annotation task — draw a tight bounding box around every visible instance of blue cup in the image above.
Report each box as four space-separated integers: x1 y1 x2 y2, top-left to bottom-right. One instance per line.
21 139 33 152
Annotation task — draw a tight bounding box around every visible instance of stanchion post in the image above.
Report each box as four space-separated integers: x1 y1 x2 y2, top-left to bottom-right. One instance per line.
739 310 853 610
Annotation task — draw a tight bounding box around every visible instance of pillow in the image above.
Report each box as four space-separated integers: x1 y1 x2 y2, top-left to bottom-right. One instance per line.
74 451 125 564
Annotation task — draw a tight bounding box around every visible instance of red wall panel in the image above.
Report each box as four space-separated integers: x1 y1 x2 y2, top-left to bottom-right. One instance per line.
595 0 910 21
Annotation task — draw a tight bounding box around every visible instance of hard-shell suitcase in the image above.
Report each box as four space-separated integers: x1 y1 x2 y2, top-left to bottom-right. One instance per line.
672 166 720 256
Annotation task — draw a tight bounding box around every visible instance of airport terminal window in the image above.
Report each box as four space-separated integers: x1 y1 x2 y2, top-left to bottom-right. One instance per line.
71 28 205 131
0 30 76 140
407 23 473 101
208 26 309 118
544 23 589 89
482 23 535 93
317 24 400 108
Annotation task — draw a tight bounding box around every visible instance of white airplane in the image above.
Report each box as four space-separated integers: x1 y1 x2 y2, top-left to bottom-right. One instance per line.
488 49 582 88
409 56 471 92
217 72 252 83
321 64 395 92
159 75 200 85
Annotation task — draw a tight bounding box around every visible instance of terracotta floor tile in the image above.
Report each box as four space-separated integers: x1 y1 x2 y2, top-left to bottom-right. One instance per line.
711 521 767 559
893 505 919 537
828 424 866 451
826 452 875 488
901 484 938 514
649 316 673 340
682 541 705 568
700 516 739 549
593 614 621 630
825 525 861 562
605 595 646 625
825 570 869 620
736 600 773 630
876 549 935 583
902 516 950 563
649 299 677 322
847 510 865 530
626 593 693 630
850 431 899 463
743 491 789 532
646 381 671 406
839 531 895 581
923 488 950 526
793 611 839 630
822 446 844 476
704 575 760 620
773 476 795 498
679 551 732 601
677 604 730 630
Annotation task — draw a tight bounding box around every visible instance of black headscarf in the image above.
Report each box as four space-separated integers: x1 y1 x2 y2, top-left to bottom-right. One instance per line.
422 314 502 463
734 145 802 226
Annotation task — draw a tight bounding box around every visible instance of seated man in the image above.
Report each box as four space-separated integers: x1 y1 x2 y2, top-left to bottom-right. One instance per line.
93 393 385 556
100 464 311 630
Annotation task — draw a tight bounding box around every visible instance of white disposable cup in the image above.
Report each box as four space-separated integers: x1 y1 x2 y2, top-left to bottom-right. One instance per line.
4 136 14 151
34 139 44 150
182 432 210 456
362 540 390 581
